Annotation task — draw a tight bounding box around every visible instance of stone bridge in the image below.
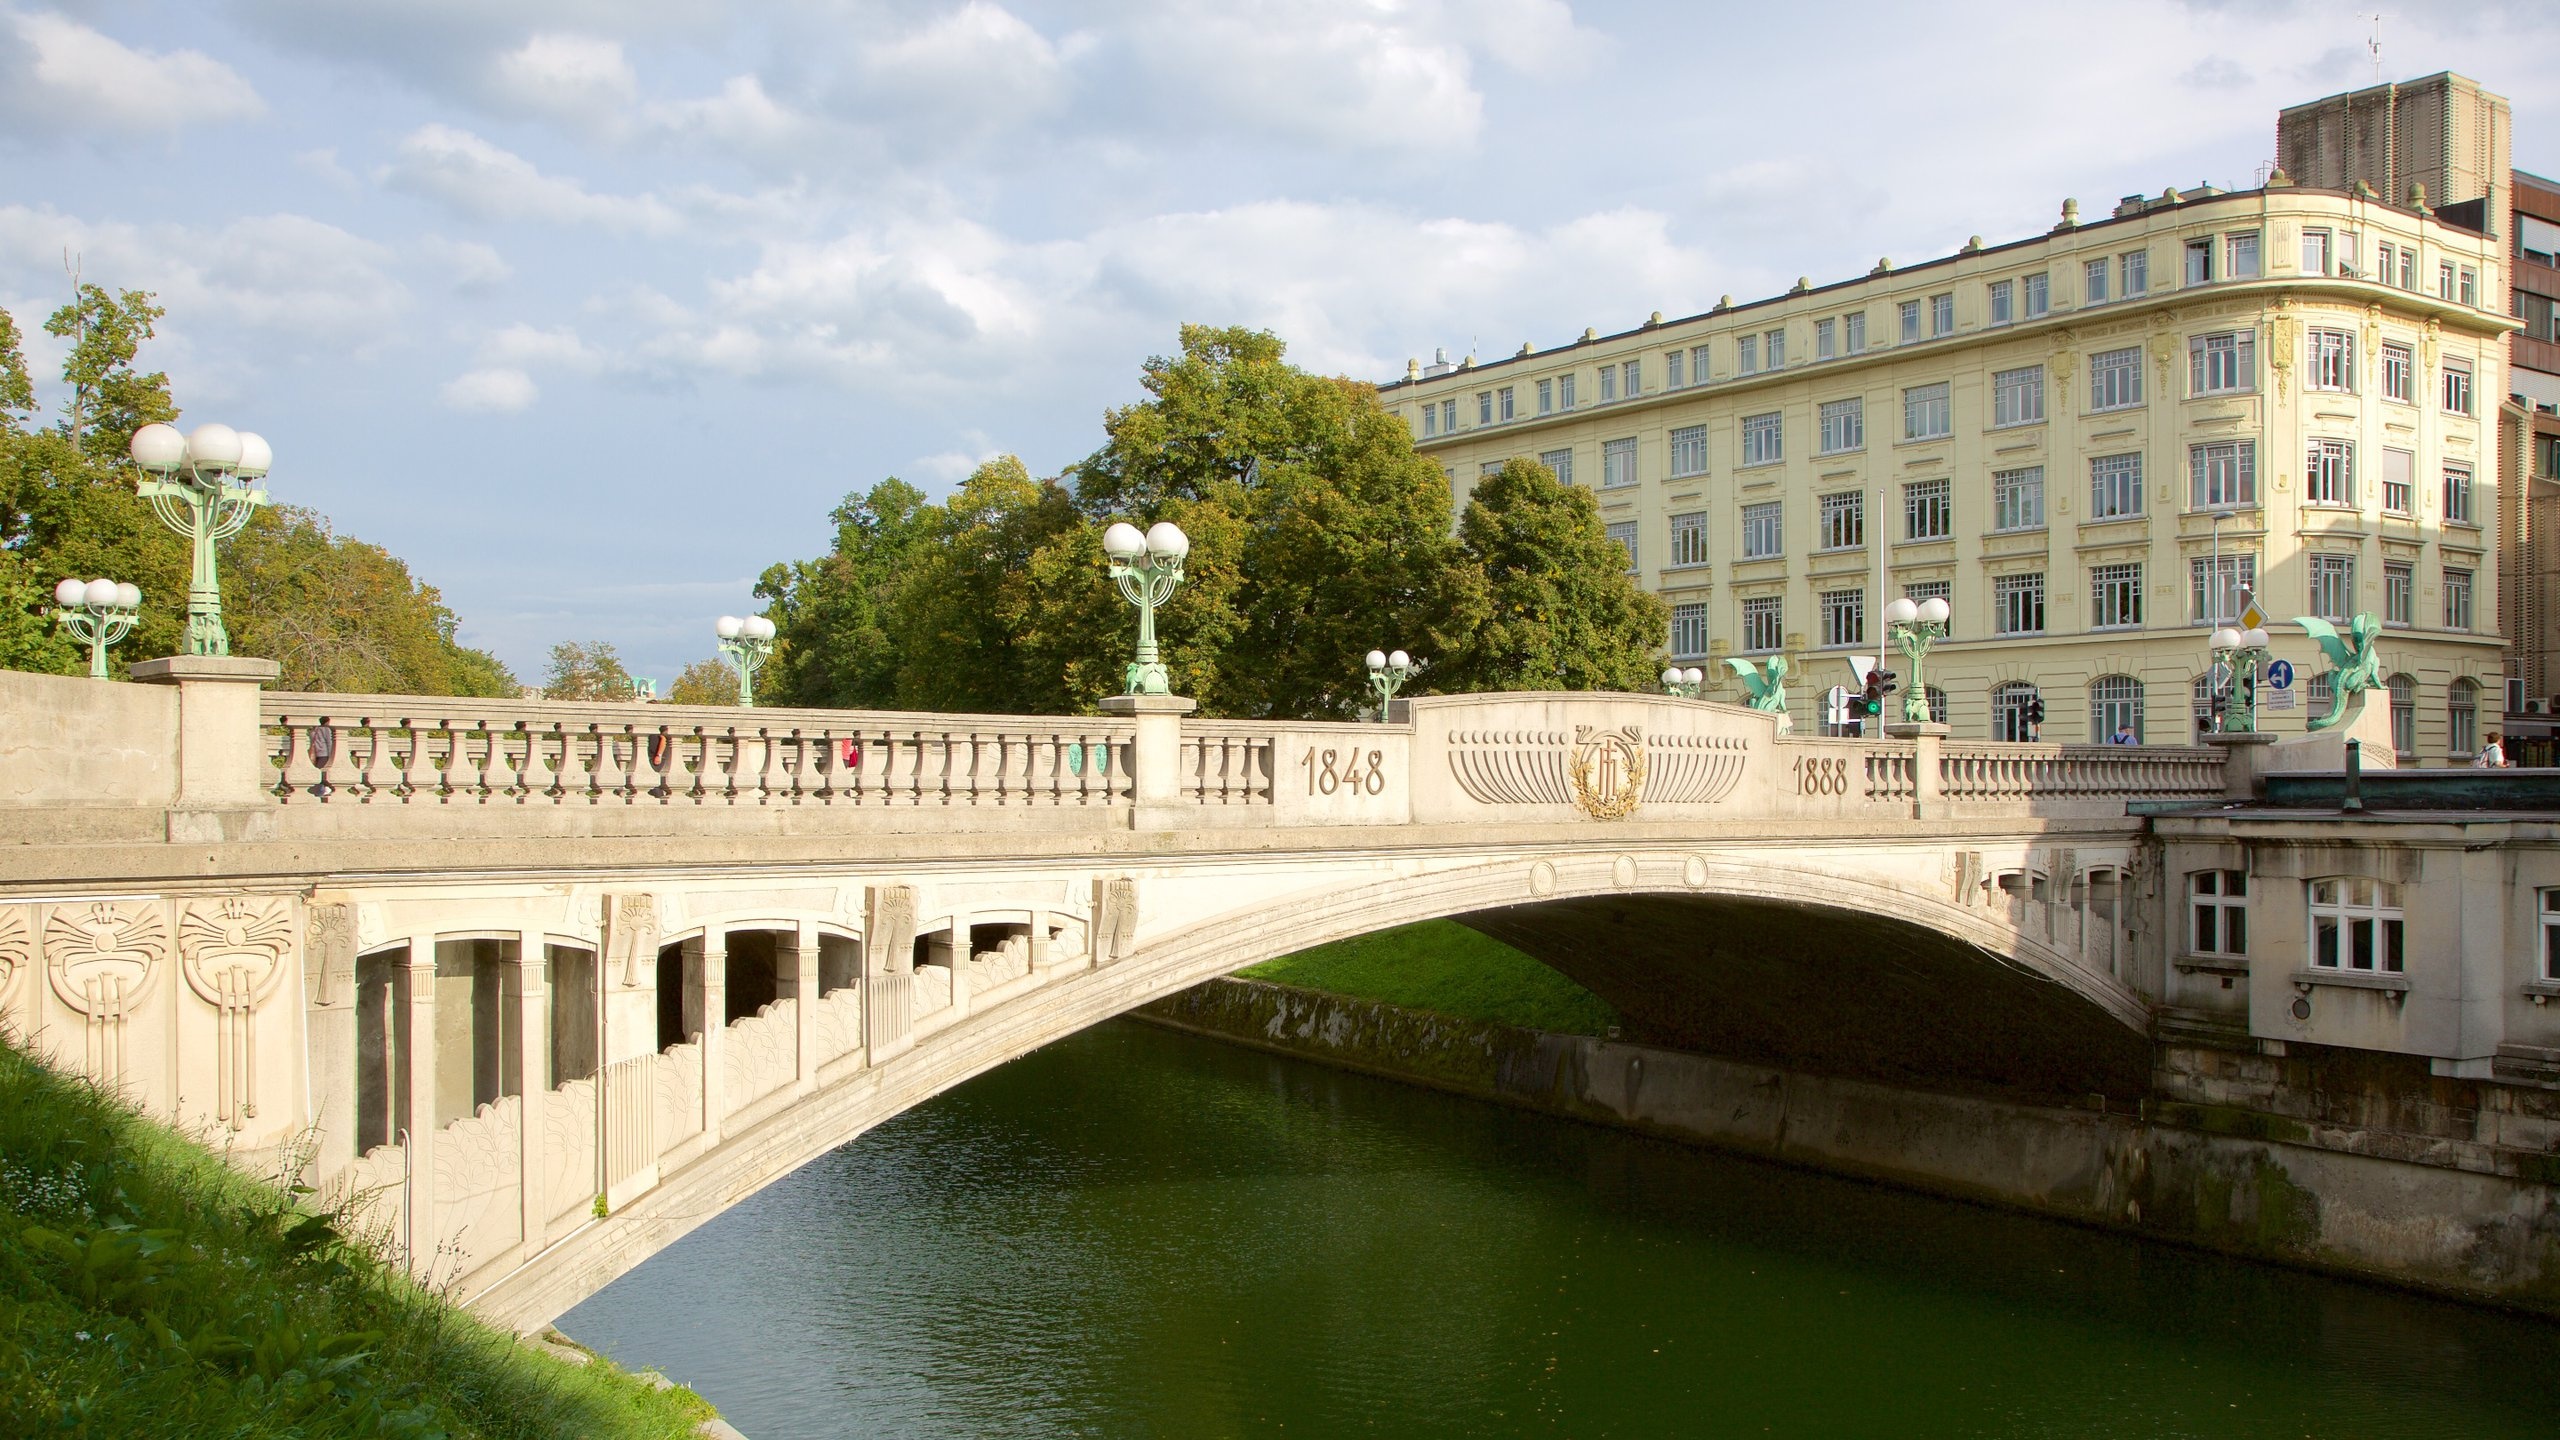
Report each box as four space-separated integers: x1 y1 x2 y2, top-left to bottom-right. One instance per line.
0 661 2234 1330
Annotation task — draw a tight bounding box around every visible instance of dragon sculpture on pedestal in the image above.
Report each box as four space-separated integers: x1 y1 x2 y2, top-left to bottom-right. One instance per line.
2292 613 2383 732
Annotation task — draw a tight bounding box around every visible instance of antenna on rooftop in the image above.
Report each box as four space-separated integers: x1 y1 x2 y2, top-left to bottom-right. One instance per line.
2360 11 2388 81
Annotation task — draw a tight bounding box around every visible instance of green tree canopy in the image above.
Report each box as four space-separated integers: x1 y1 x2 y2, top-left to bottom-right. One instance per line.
223 506 518 696
667 656 736 706
754 477 934 709
45 286 177 462
542 641 636 701
1430 458 1669 694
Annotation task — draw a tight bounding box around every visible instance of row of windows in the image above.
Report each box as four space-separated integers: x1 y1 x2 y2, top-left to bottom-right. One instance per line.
1646 556 2477 650
2186 870 2407 974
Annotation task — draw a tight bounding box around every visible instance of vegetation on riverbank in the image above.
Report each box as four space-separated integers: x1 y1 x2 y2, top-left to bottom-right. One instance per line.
0 1037 715 1439
1240 919 1619 1035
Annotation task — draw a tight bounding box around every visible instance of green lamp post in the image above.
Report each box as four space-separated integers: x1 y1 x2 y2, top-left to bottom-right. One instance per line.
2208 623 2272 733
1884 593 1951 726
52 577 141 678
1660 664 1704 699
1103 520 1189 695
1366 648 1416 715
715 614 776 706
127 421 269 657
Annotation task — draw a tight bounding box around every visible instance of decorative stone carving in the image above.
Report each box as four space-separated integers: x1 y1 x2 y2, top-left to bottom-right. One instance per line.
1571 727 1647 820
603 893 660 988
1528 860 1558 897
867 885 918 975
0 904 28 1013
1951 851 1986 907
46 900 168 1089
1094 877 1137 963
306 902 357 1009
1642 733 1748 805
179 897 296 1130
1446 729 1575 806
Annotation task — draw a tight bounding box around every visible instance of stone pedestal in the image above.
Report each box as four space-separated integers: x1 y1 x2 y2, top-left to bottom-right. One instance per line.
131 655 281 813
1884 721 1948 818
1100 692 1196 825
2205 730 2276 801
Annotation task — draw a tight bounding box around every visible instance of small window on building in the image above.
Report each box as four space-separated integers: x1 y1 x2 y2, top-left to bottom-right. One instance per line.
2184 237 2214 285
2023 271 2049 317
1602 436 1638 488
1821 588 1864 648
1622 360 1641 396
1598 366 1617 403
2446 568 2475 631
1741 595 1784 653
1669 425 1709 478
2190 870 2247 956
2382 448 2414 515
2308 878 2403 972
2389 674 2416 756
2190 330 2256 394
2090 453 2142 519
2306 329 2354 391
1605 520 1638 572
1421 405 1437 438
1816 318 1837 359
2384 562 2413 626
1689 345 1711 385
1819 397 1864 454
1740 411 1783 467
1992 365 2046 427
1898 300 1921 345
2090 346 2143 411
1537 379 1553 415
2540 890 2560 982
1665 350 1685 389
2091 563 2142 629
2089 674 2142 742
2228 231 2262 278
2189 440 2256 507
1909 580 1952 638
2442 359 2473 415
2450 678 2479 753
2298 228 2327 277
1737 334 1758 374
1988 279 2014 326
2309 554 2355 621
1991 466 2045 531
1669 511 1709 567
2122 249 2148 296
1993 681 2040 742
1741 501 1783 559
1540 448 1574 487
2305 438 2353 507
1498 386 1515 421
1557 374 1577 410
1819 490 1864 550
2084 257 2110 304
1477 391 1493 425
1993 572 2047 635
1904 478 1951 540
2192 554 2255 627
1670 602 1709 659
1903 381 1952 440
2444 463 2475 525
2383 342 2413 403
1844 313 1867 353
1765 329 1786 368
1930 293 1954 336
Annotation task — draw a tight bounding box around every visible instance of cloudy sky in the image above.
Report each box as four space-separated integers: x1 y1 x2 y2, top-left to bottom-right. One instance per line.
4 1 2556 685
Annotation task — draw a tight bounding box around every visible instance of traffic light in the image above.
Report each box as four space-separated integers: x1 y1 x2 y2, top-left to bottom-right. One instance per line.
2025 697 2047 727
1856 668 1898 718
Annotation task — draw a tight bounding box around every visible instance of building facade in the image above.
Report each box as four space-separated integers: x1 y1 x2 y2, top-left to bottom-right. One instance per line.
1383 184 2512 754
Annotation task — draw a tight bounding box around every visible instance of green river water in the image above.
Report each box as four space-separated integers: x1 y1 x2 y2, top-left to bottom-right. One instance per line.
562 1020 2560 1438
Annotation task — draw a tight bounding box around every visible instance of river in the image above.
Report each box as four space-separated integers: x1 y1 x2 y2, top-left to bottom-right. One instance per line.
563 1019 2560 1438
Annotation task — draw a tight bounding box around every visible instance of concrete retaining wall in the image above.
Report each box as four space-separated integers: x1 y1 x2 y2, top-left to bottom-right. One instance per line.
1142 977 2560 1313
0 667 178 809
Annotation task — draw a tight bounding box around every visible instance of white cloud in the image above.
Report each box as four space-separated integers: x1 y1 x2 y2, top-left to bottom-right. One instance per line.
0 9 264 138
381 124 679 233
911 432 1004 483
1122 2 1484 151
415 235 513 292
439 366 539 412
840 2 1068 133
489 32 637 132
480 322 600 370
0 205 408 350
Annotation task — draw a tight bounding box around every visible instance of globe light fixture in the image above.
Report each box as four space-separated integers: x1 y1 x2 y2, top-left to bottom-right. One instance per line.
1661 665 1705 699
52 576 143 678
128 420 271 656
1104 519 1188 696
1885 593 1952 727
1366 647 1418 715
715 614 777 706
2208 622 2272 735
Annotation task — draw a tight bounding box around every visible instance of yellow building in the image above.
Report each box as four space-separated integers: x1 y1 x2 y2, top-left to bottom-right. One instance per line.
1384 183 2513 755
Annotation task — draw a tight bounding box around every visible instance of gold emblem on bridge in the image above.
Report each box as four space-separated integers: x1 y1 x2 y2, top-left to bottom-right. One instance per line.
1568 726 1646 820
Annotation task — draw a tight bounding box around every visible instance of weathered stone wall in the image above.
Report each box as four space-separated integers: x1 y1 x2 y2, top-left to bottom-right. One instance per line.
1143 977 2560 1313
0 667 179 808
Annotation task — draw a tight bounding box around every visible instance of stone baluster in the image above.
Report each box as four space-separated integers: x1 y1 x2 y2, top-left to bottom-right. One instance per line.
442 716 484 803
483 719 523 800
399 938 439 1275
776 728 805 804
315 715 357 799
587 724 623 803
520 721 560 802
352 715 394 802
511 932 549 1259
275 714 321 800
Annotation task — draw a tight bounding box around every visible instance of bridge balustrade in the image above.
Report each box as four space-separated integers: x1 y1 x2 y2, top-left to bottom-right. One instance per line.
1937 743 2226 802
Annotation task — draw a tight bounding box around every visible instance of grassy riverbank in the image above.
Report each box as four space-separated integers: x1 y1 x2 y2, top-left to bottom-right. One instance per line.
1239 919 1619 1035
0 1038 716 1439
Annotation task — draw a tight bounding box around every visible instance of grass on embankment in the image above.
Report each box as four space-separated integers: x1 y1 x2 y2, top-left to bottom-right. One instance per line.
1239 919 1620 1036
0 1038 715 1440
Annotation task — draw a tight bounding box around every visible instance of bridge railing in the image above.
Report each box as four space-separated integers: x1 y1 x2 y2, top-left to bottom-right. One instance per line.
1937 743 2225 802
260 695 1137 808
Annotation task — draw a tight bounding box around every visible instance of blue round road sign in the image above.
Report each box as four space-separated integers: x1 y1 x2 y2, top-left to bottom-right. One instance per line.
2265 659 2295 688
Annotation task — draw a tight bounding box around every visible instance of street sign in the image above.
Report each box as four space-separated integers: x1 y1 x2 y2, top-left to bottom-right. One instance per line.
2238 599 2267 630
2265 659 2295 689
1825 685 1853 724
2263 687 2296 710
1845 654 1875 685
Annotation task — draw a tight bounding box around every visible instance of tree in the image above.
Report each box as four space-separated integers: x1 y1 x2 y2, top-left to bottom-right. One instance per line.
542 641 636 701
45 286 176 462
887 457 1095 713
222 506 518 695
754 478 935 709
667 657 736 706
1429 458 1669 694
0 307 34 432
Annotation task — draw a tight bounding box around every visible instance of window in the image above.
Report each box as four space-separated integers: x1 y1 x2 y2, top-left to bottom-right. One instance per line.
1602 436 1637 488
1988 279 2014 325
2384 561 2413 625
2189 439 2256 507
1898 301 1920 344
2090 453 2142 519
1669 510 1709 567
2122 249 2148 296
2445 463 2475 525
1819 397 1863 454
1665 350 1685 389
2308 554 2355 620
1931 293 1954 336
1558 373 1577 410
2439 260 2457 300
2399 248 2416 290
2450 678 2479 753
1844 313 1866 353
2305 439 2353 507
2185 237 2214 285
1821 588 1864 648
1537 379 1553 415
1736 334 1758 374
2092 563 2143 629
1622 360 1641 396
1921 685 1949 725
1606 520 1638 572
1421 405 1437 438
1993 572 2046 634
2376 241 2395 284
1480 460 1506 478
1740 411 1783 466
1903 381 1951 440
2389 674 2416 756
2382 342 2412 402
2222 231 2258 279
1500 387 1516 421
2446 568 2474 630
1992 365 2045 426
2442 359 2473 415
1690 346 1711 385
2308 673 2333 718
2308 878 2404 973
2023 272 2049 317
2192 554 2255 626
2525 294 2560 345
2459 267 2478 307
2190 330 2256 394
1816 318 1836 359
2089 674 2142 742
1901 477 1951 541
2090 346 2143 411
2299 228 2328 277
1599 366 1617 403
1439 399 1456 432
1819 491 1864 550
2306 329 2354 391
1741 596 1783 652
1478 391 1493 425
1669 425 1709 478
1991 466 2045 531
1741 501 1783 559
2382 449 2414 515
1671 602 1709 658
2192 671 2223 741
1993 682 2040 742
2544 435 2560 480
1765 329 1786 369
1908 580 1951 638
2541 890 2560 981
2190 871 2247 956
2084 258 2110 304
1540 447 1574 487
